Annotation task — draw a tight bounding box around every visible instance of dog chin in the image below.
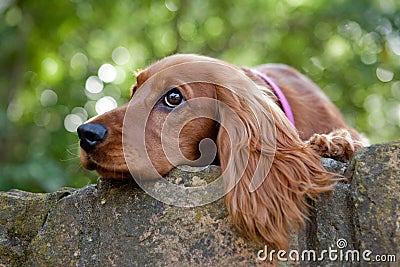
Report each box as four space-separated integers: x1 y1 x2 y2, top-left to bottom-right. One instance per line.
80 151 131 179
96 168 132 179
90 162 132 179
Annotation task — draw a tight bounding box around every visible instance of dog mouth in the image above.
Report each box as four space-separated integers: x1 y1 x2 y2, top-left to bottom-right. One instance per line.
80 150 131 179
96 167 132 179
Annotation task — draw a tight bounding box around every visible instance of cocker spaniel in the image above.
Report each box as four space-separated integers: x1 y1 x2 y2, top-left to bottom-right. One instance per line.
77 54 366 249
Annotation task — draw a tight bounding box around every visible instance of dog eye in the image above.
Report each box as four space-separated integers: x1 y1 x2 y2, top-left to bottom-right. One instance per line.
163 88 184 108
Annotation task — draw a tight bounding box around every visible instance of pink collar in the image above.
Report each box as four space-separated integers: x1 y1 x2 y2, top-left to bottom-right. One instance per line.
251 69 296 127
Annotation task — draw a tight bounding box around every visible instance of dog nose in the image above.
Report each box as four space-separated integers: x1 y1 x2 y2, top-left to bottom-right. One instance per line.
77 123 108 152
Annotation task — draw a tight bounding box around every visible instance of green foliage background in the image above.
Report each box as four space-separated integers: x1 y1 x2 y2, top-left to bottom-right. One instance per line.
0 0 399 192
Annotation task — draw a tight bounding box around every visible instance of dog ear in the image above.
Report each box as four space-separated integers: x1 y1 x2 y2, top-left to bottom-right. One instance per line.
215 84 336 249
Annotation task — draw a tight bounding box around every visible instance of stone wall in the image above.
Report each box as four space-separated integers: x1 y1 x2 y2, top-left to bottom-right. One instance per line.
0 141 399 266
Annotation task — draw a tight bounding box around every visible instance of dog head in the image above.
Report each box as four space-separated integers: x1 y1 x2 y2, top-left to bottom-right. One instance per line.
78 54 335 249
78 54 225 178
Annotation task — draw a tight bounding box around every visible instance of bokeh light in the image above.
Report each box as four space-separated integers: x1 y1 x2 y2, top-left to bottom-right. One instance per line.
98 63 117 83
85 76 104 94
95 96 118 115
40 89 58 107
112 46 131 65
376 67 394 82
64 114 83 133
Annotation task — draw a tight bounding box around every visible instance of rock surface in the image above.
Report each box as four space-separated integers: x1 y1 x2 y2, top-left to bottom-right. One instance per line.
0 141 399 266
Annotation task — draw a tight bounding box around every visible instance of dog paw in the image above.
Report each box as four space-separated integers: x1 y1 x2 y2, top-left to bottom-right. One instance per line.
307 129 364 162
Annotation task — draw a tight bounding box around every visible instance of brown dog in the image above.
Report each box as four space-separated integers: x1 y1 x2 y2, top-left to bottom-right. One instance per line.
78 54 365 249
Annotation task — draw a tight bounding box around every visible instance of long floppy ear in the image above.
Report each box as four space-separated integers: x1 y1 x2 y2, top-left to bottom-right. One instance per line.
216 83 336 250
